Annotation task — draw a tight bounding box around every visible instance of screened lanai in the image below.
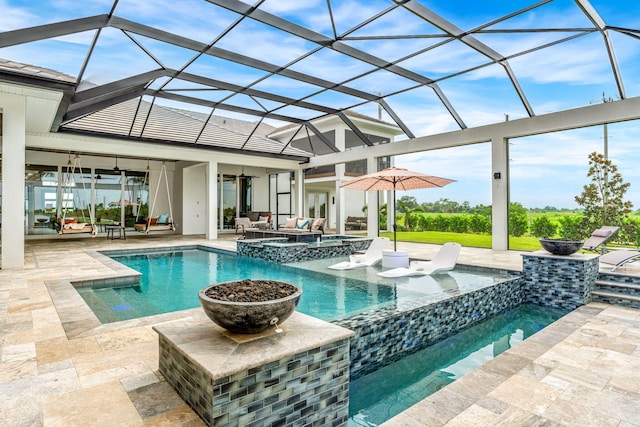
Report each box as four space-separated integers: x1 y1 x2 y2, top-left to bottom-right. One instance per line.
1 0 640 268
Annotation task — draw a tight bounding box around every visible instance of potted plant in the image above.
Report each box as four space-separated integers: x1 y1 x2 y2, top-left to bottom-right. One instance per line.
198 279 302 334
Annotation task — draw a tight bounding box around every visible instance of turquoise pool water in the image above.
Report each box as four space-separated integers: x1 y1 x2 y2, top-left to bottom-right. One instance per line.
348 303 567 426
77 247 508 323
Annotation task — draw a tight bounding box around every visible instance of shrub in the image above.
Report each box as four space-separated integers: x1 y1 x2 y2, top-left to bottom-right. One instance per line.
469 214 491 234
557 215 584 240
432 214 451 232
417 215 433 231
509 203 529 237
619 218 640 246
449 215 470 233
531 215 557 238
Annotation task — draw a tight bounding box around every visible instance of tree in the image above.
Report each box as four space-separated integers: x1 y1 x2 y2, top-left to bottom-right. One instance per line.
396 199 424 230
397 195 418 209
574 151 633 231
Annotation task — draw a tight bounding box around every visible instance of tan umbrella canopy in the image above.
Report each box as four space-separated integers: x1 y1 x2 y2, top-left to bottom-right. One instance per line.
340 167 455 251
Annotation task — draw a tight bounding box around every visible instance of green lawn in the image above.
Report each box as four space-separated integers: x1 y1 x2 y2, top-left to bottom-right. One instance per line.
377 231 545 251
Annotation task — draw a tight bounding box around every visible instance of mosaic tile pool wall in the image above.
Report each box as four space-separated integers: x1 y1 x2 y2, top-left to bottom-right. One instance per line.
522 253 599 310
334 276 525 379
236 236 372 263
158 335 351 427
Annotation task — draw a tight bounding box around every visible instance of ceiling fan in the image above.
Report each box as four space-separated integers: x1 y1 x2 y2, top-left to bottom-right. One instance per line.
238 165 260 179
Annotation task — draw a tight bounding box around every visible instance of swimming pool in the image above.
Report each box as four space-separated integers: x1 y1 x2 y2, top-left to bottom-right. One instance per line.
348 303 567 426
78 247 512 324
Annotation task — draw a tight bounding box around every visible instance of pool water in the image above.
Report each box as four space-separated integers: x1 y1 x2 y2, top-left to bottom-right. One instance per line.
348 303 567 426
78 247 509 323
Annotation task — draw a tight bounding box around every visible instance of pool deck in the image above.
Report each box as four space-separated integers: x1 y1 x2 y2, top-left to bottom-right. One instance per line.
1 234 640 426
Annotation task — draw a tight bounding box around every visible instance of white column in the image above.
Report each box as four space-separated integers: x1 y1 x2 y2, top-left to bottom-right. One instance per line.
294 167 304 217
335 163 346 234
206 161 218 239
1 93 26 269
491 135 509 250
366 156 379 237
335 125 347 234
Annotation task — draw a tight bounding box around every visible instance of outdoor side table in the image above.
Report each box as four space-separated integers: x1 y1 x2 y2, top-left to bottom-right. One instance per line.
106 224 126 240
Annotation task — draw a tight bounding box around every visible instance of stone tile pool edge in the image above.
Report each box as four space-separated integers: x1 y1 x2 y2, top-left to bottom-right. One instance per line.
45 243 235 339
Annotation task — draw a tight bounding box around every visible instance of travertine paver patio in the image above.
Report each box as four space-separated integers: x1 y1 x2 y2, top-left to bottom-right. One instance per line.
1 234 639 426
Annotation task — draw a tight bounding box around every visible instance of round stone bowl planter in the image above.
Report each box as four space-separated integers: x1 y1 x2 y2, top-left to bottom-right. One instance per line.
198 279 302 334
539 239 584 256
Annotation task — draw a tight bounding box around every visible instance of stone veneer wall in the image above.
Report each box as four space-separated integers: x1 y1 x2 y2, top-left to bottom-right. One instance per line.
158 336 351 427
333 276 525 379
522 252 599 310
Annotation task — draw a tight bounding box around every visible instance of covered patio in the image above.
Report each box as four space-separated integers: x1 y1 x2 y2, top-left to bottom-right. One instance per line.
2 1 640 426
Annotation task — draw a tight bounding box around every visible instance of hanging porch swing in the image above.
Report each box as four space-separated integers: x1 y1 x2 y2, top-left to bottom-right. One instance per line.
58 154 97 236
133 161 176 233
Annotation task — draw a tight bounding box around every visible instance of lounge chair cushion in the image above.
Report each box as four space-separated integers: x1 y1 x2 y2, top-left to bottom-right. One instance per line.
592 229 612 237
599 250 640 271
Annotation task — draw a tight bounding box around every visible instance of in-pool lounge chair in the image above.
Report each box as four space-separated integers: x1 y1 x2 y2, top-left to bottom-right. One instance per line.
582 226 620 254
377 242 461 278
598 250 640 271
328 237 390 270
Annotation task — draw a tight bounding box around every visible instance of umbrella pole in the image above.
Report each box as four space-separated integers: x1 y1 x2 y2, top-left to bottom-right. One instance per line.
393 188 397 251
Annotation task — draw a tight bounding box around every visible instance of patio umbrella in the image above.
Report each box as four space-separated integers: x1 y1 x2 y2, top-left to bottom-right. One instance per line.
340 167 455 251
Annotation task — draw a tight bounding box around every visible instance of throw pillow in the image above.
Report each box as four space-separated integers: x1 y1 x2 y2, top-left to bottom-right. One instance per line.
296 218 309 229
285 217 297 228
311 218 325 231
157 214 169 224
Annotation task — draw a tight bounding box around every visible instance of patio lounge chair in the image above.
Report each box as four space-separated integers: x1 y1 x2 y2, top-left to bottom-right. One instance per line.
328 237 390 270
582 226 620 254
377 242 461 278
598 250 640 271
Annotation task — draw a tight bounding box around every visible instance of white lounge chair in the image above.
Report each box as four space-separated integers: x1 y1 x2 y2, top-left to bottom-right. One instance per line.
328 237 390 270
598 250 640 271
377 242 461 278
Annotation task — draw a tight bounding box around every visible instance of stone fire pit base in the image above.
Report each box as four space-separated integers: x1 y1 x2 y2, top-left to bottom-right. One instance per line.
154 311 354 426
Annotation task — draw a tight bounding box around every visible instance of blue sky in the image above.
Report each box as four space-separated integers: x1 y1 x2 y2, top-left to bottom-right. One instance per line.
1 0 640 209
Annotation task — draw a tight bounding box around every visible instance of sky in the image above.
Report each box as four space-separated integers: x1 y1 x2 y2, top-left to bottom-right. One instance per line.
1 0 640 210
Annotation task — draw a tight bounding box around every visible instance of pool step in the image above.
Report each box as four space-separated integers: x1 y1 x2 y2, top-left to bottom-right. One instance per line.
592 279 640 309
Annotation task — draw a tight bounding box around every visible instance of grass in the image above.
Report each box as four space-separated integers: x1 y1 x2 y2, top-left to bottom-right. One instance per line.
378 231 544 251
